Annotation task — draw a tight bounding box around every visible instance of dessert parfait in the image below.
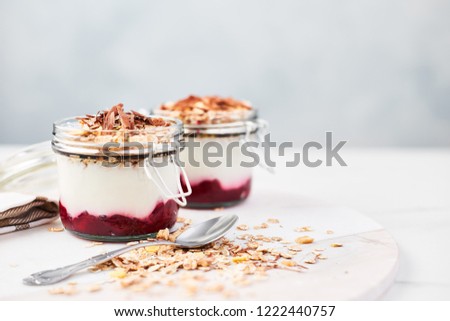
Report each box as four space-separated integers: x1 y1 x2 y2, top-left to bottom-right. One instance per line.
52 104 191 241
154 95 267 209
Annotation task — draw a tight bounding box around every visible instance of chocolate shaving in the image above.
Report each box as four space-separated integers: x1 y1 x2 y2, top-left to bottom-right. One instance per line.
159 95 252 124
77 103 169 132
161 95 252 112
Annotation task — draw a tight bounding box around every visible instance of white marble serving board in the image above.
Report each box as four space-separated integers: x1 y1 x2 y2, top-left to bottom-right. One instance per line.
0 188 398 300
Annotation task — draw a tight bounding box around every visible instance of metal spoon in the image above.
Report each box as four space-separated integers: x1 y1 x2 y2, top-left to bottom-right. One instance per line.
23 214 238 286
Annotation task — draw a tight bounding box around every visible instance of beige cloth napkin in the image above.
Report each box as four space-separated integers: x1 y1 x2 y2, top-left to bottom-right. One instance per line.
0 192 58 234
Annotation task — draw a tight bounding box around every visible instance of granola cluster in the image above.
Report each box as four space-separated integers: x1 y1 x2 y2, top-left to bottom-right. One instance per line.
158 95 253 125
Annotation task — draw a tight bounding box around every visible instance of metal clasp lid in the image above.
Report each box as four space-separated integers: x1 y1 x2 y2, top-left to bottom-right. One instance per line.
243 119 275 174
144 154 192 207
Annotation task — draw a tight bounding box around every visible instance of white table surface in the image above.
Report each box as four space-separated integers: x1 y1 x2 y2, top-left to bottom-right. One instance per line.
1 146 449 300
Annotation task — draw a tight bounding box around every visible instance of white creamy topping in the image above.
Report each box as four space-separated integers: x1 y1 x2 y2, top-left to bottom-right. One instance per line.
57 155 178 219
180 136 253 188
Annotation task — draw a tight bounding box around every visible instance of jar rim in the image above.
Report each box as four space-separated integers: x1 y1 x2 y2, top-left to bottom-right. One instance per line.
53 115 183 135
153 107 256 124
152 109 260 136
52 115 184 158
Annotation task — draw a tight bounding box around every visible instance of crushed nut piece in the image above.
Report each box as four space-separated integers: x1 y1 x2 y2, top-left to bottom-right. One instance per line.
295 236 314 244
145 245 160 253
156 228 170 240
232 256 249 263
110 268 127 279
330 243 343 248
48 227 64 232
267 218 279 224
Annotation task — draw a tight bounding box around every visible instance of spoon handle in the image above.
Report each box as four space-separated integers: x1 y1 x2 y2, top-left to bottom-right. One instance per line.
23 240 175 286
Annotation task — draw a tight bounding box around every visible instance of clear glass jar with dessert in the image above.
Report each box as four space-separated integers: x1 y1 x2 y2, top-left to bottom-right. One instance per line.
153 96 268 209
52 104 191 242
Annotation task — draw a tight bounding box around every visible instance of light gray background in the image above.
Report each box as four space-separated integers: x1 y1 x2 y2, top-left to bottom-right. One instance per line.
1 0 449 146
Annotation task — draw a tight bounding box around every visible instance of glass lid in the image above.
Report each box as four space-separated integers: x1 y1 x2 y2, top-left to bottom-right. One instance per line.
0 141 58 200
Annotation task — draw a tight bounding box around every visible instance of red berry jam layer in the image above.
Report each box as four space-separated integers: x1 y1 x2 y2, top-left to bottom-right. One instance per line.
59 200 179 238
181 178 251 208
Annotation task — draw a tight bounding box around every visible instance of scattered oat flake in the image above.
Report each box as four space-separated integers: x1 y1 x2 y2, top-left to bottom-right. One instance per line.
330 243 343 248
295 226 313 232
304 259 317 264
295 236 314 244
86 241 104 248
280 252 293 259
281 260 296 267
48 285 77 295
92 222 317 298
326 230 334 234
270 236 283 242
236 224 249 231
88 284 102 292
205 283 225 292
267 218 279 224
287 244 303 252
247 241 260 249
48 227 64 232
254 223 269 230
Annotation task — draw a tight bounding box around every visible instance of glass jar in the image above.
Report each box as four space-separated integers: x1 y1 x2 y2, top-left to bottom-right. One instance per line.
154 108 268 209
52 116 191 242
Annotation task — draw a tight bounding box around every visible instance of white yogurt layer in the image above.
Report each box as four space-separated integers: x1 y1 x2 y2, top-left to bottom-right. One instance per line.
57 155 178 219
180 136 253 189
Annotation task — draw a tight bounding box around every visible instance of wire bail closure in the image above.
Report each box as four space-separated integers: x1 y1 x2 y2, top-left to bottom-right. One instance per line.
144 154 192 207
242 119 275 174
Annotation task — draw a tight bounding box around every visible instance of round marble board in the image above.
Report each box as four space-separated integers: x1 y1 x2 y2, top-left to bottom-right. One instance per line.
0 189 398 300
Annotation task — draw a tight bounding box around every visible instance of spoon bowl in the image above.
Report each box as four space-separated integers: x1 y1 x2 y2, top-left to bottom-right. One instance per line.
23 214 238 286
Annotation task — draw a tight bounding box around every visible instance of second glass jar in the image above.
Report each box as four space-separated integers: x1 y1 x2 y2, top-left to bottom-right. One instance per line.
154 107 267 209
